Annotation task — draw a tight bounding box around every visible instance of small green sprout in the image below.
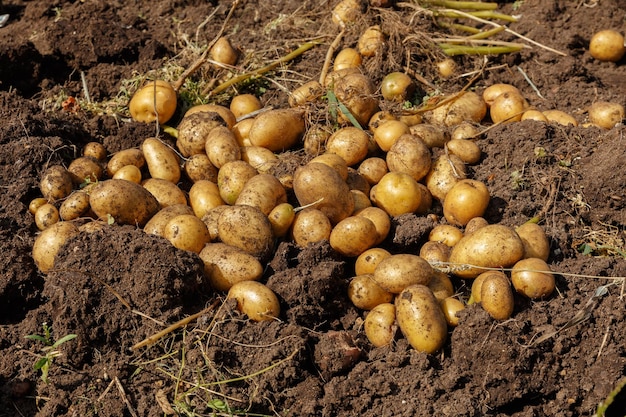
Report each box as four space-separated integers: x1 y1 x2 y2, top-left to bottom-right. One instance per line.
25 323 77 383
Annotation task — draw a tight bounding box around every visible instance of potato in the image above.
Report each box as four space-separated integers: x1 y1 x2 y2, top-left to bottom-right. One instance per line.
59 190 91 221
395 284 447 354
331 0 362 27
79 220 107 234
112 164 142 183
542 109 578 126
129 80 177 124
240 145 279 174
210 36 238 66
29 197 49 215
268 203 295 238
589 29 626 62
446 139 481 164
448 224 525 278
184 153 218 183
373 120 409 152
429 224 464 247
235 174 287 215
290 208 332 247
89 179 160 226
443 179 490 226
332 72 379 127
511 257 555 299
588 101 625 129
386 134 431 181
325 127 370 166
141 137 181 183
189 180 225 219
35 203 60 230
217 205 274 258
419 241 451 266
373 254 433 294
334 47 362 72
347 166 371 196
440 297 465 327
515 222 550 261
521 109 548 122
176 111 227 157
428 271 455 302
228 281 280 322
162 214 210 254
144 204 194 237
381 72 414 102
364 303 396 347
451 122 480 141
329 216 377 257
106 148 145 177
357 25 384 57
205 126 241 169
436 58 456 78
355 247 392 276
358 157 388 185
83 142 107 161
424 154 467 202
293 162 354 224
32 221 80 272
68 156 103 184
464 216 489 235
489 91 528 123
230 94 262 119
482 83 522 107
39 165 74 202
142 178 187 208
184 104 236 129
248 108 306 152
233 119 253 147
371 172 421 217
480 271 515 320
348 274 394 310
351 190 371 213
217 160 258 205
303 125 331 156
289 80 324 107
409 123 447 149
355 206 390 245
368 110 396 133
470 271 504 304
310 153 349 181
429 91 487 126
199 242 263 291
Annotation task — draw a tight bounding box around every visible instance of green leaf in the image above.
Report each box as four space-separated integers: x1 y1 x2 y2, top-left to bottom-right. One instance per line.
33 357 49 371
25 334 48 343
51 333 77 348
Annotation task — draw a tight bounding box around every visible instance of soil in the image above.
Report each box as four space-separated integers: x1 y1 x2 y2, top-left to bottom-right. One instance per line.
1 0 626 416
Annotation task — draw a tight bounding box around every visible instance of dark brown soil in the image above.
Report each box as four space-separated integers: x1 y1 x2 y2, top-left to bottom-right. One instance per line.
1 1 626 416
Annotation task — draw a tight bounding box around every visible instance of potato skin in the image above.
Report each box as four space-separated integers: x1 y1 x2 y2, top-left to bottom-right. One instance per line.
515 222 550 261
217 205 274 259
89 179 160 226
227 281 281 322
141 137 181 183
163 214 210 254
199 243 263 291
511 257 555 299
386 134 431 182
330 216 378 257
395 284 447 354
348 274 394 310
59 191 91 221
235 174 287 216
480 272 515 320
142 178 187 208
443 179 490 226
364 303 396 347
32 221 80 272
40 165 74 202
144 204 194 237
106 148 145 177
373 254 433 294
129 80 177 124
248 108 306 152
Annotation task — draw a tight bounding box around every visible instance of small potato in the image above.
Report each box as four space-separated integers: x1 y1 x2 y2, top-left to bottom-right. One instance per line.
325 127 370 166
235 174 287 215
428 271 454 302
381 72 414 102
268 203 295 238
589 29 626 62
199 243 263 291
490 91 528 124
205 126 241 169
163 214 210 254
368 111 396 133
373 120 410 152
217 205 274 258
588 101 625 129
480 271 515 320
373 254 433 294
358 25 384 57
331 0 362 27
217 160 258 205
29 197 48 215
227 281 280 322
113 164 142 183
230 94 262 119
448 224 525 278
83 142 107 161
511 257 555 299
32 221 80 272
68 156 103 184
334 47 362 72
184 104 237 129
446 139 481 165
35 203 60 230
303 125 331 156
355 247 392 275
141 137 181 183
409 123 447 149
372 172 422 217
351 190 371 213
240 146 279 174
142 178 187 208
248 108 306 152
106 148 145 177
355 206 390 245
358 157 388 185
395 284 447 354
329 216 378 257
289 80 324 107
176 111 227 157
189 180 225 219
482 83 522 107
521 109 548 122
144 204 194 237
436 58 456 78
451 122 480 141
386 134 431 182
89 179 160 226
471 271 504 304
364 303 397 347
348 274 394 310
59 191 91 221
39 165 74 202
464 216 489 235
210 36 238 66
429 224 464 247
201 205 230 241
332 72 379 127
79 221 107 234
184 153 218 183
440 297 465 327
419 241 451 266
515 222 550 261
291 208 332 247
129 80 177 124
347 167 371 195
424 154 467 202
542 109 578 126
429 91 487 127
443 179 490 226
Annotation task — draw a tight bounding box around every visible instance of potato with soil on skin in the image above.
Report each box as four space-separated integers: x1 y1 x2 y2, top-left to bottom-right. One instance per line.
364 302 397 347
199 242 264 291
89 179 160 226
355 206 391 245
448 224 525 278
386 134 431 182
289 80 324 107
348 274 394 310
381 72 415 102
424 153 467 202
325 126 370 166
332 72 379 127
395 284 447 354
451 122 480 141
141 137 181 183
83 141 107 161
464 216 489 235
106 148 145 178
489 91 528 124
217 160 258 205
39 165 74 203
358 157 388 185
144 204 194 237
142 178 187 208
542 109 578 126
470 270 505 304
162 214 210 254
334 47 362 71
408 123 448 149
446 139 481 165
29 197 48 215
358 25 384 57
515 222 550 261
228 281 280 322
235 173 287 216
371 172 422 217
230 94 262 119
176 111 227 157
112 164 142 183
443 179 490 226
205 126 241 169
184 153 218 184
303 125 331 156
210 36 238 66
189 180 225 219
373 120 410 152
429 91 487 127
355 247 392 275
329 215 378 257
440 296 465 327
480 271 515 320
59 190 91 221
128 80 177 124
511 257 555 299
68 156 104 185
588 101 625 129
373 253 433 294
429 224 464 247
310 153 349 181
34 203 60 230
428 271 455 302
290 208 332 247
240 145 279 174
217 205 274 259
184 104 237 129
293 162 354 225
32 221 80 273
482 83 522 107
268 202 295 238
589 29 626 62
419 241 452 266
248 108 306 152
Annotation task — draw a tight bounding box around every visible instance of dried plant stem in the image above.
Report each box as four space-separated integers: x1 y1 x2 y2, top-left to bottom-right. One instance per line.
420 0 498 10
319 30 345 85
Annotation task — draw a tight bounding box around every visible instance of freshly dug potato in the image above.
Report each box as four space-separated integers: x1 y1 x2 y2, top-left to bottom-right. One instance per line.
129 80 177 124
141 137 181 183
268 202 295 238
217 160 258 205
542 109 578 126
464 216 489 235
589 29 626 62
386 134 431 182
443 179 490 226
210 36 238 66
217 205 274 258
521 109 549 122
511 257 555 299
144 204 194 237
293 162 354 224
35 203 60 230
451 122 480 141
142 178 187 208
395 284 447 354
329 216 378 257
199 242 263 291
228 281 281 322
482 83 522 107
331 0 362 27
373 120 409 152
163 214 210 254
358 157 388 185
205 126 241 169
310 153 349 181
348 274 394 310
364 303 396 347
357 25 384 57
184 104 237 129
59 190 91 221
189 180 225 219
419 241 451 266
235 174 287 215
428 271 454 302
429 91 487 126
230 94 262 119
303 125 331 156
371 172 422 217
112 164 142 183
289 80 324 107
480 272 515 320
355 206 390 245
40 165 74 202
106 148 145 177
440 297 465 327
489 91 528 123
248 108 306 152
588 101 625 129
355 247 392 276
201 205 230 241
448 224 525 278
409 123 447 149
334 47 362 71
184 153 218 183
176 111 227 157
381 72 414 102
32 221 80 272
325 127 370 166
29 197 48 215
470 271 504 304
83 142 107 161
424 154 467 202
240 145 279 174
68 156 103 184
515 222 550 261
429 224 463 247
373 253 433 294
446 139 481 164
351 190 371 213
332 72 379 127
89 179 160 226
291 208 332 247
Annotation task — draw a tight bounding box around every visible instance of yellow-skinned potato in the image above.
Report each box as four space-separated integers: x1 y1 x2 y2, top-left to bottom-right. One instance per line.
355 206 390 245
230 94 262 119
248 108 306 152
417 183 432 215
210 36 238 66
489 92 528 124
35 203 60 230
29 197 48 215
424 154 467 202
200 205 229 241
32 221 80 273
235 174 287 215
355 247 392 276
373 254 433 294
112 164 142 183
205 126 241 169
436 58 456 78
334 47 362 72
289 80 324 107
144 204 194 237
589 29 626 62
419 241 451 266
482 83 522 107
451 122 480 141
184 104 236 129
331 0 362 27
59 190 91 221
443 179 490 226
310 153 349 181
176 111 227 157
428 271 454 303
521 109 548 122
332 72 379 127
329 215 378 257
471 271 504 304
511 257 555 299
199 242 263 291
303 125 331 156
291 208 332 247
480 271 515 320
364 303 396 347
141 137 181 183
325 127 370 166
351 190 371 213
429 224 464 247
39 165 74 203
163 214 210 254
446 139 481 165
89 179 160 226
227 281 280 322
408 123 447 149
542 109 578 126
240 145 279 174
106 148 145 178
217 160 258 205
184 153 218 183
357 25 384 57
440 297 465 327
142 178 187 208
448 224 525 278
381 72 414 102
588 101 625 129
372 172 421 217
189 180 225 219
395 284 447 354
83 142 107 161
217 205 274 258
68 156 103 185
386 134 431 182
429 91 487 126
464 216 489 235
268 203 295 238
347 168 371 196
515 222 550 261
373 120 409 152
129 80 177 124
348 274 394 310
358 157 388 185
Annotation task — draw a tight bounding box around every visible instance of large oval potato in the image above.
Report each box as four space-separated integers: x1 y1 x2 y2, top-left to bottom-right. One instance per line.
290 208 332 247
142 178 187 208
217 205 274 258
32 221 80 273
429 91 487 126
205 126 241 169
329 215 377 257
39 165 74 202
184 153 219 183
248 108 306 152
199 242 263 291
515 222 550 261
227 281 280 322
163 214 210 254
386 134 431 181
89 179 160 226
373 254 433 294
59 190 91 221
217 160 258 205
235 174 287 215
141 137 181 183
189 180 225 219
480 271 515 320
68 156 104 185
